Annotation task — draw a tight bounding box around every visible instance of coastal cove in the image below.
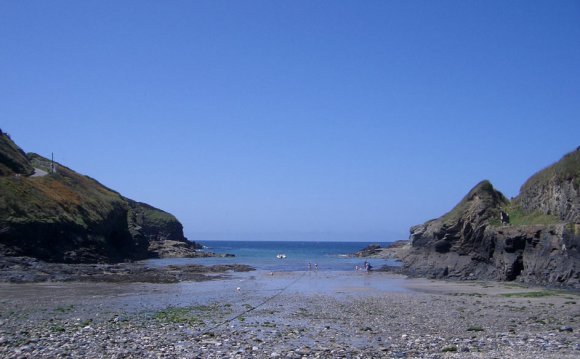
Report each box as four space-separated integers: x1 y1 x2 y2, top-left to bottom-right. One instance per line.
1 2 579 358
145 241 400 272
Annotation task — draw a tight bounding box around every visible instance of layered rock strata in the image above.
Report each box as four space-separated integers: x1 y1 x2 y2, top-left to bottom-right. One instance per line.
402 149 580 288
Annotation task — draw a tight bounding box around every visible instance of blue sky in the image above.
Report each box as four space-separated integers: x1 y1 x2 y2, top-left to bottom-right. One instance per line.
1 1 579 241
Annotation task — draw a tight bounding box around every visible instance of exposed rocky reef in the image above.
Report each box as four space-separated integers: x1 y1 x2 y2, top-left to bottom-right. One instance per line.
0 255 253 283
351 244 382 257
351 240 409 260
0 130 206 263
402 148 580 288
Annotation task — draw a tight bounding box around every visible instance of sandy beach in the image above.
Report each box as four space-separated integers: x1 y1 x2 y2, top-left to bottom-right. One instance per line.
0 271 578 358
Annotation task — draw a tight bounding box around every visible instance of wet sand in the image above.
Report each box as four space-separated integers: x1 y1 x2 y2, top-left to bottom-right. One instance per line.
0 271 578 358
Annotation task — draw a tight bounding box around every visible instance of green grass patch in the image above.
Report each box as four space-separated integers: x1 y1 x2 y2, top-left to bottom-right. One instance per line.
53 305 75 313
153 306 204 326
442 346 458 352
501 291 556 298
138 204 177 226
50 325 66 333
520 149 580 194
499 203 560 226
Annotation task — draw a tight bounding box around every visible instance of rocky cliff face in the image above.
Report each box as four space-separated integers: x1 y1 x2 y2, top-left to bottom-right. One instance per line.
0 131 201 263
402 149 580 288
127 200 202 258
408 180 508 256
515 148 580 223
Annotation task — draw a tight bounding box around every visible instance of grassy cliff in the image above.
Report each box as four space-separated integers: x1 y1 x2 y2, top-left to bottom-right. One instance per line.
513 147 580 223
0 131 193 263
0 129 34 176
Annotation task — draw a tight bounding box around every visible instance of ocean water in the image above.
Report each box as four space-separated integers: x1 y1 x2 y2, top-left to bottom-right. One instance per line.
145 240 400 272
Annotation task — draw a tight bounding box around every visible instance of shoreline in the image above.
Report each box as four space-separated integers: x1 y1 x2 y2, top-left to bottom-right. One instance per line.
0 255 254 284
0 271 578 358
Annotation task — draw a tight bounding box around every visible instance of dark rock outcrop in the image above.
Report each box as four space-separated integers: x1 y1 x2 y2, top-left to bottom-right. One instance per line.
408 180 508 255
126 200 202 258
402 149 580 288
352 240 410 260
0 131 203 263
352 244 382 257
484 224 578 284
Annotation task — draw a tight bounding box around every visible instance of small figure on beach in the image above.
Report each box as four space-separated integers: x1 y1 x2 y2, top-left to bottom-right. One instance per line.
355 265 359 271
314 263 318 271
308 262 312 271
364 261 372 272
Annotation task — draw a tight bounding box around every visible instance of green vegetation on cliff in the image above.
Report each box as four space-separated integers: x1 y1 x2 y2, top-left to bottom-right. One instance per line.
0 156 125 228
441 180 508 225
520 147 580 192
0 131 192 263
137 202 179 227
407 148 580 288
0 129 34 176
495 203 561 227
514 147 580 223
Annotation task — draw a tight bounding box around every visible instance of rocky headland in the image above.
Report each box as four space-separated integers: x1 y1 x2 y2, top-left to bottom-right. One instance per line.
352 240 409 260
399 148 580 289
0 129 215 264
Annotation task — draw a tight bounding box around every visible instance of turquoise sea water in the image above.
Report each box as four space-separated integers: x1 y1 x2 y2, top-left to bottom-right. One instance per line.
145 240 400 272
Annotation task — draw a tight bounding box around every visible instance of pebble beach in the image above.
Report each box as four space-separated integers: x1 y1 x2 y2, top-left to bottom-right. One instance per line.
0 271 578 358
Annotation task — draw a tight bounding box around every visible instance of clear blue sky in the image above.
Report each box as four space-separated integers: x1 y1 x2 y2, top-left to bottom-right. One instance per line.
1 1 579 241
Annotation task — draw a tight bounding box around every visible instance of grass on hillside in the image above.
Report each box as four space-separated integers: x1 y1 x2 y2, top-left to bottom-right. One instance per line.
489 203 561 227
521 148 580 192
500 291 557 298
139 204 177 226
0 133 34 175
0 159 125 226
440 180 508 225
